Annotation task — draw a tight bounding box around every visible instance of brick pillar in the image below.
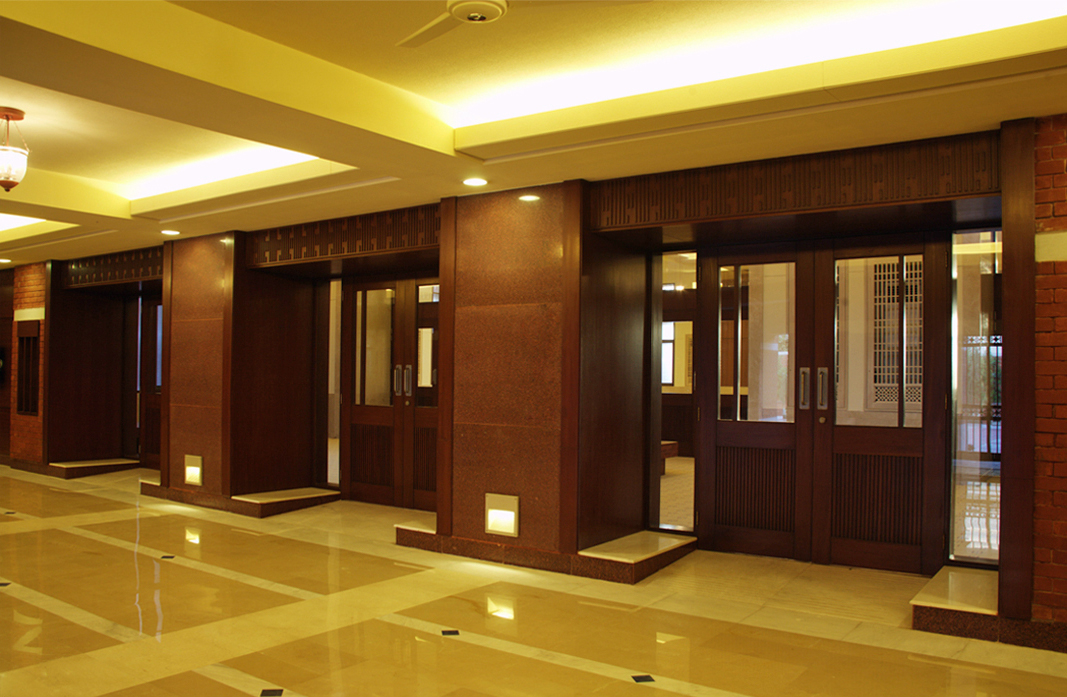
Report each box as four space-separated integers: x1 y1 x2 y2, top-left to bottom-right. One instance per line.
1034 115 1067 621
11 263 46 464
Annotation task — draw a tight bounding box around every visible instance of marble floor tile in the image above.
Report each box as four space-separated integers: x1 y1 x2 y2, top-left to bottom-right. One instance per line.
2 463 1066 697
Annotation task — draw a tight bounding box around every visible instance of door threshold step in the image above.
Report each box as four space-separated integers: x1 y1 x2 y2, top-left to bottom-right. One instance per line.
38 459 142 479
911 566 999 640
396 528 696 584
231 488 341 516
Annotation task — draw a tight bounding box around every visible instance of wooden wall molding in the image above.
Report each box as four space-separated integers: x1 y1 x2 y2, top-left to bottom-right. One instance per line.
62 246 163 288
248 204 440 267
587 131 1000 231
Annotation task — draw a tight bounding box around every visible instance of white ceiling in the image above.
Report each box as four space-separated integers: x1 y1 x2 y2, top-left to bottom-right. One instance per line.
0 0 1066 264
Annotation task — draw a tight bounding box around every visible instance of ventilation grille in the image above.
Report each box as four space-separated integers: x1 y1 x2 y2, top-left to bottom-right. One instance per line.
413 426 437 492
249 204 440 266
832 453 922 545
63 246 164 288
588 132 999 230
350 424 394 487
714 446 795 532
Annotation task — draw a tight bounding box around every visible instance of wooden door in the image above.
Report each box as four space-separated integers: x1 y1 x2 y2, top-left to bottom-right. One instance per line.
340 278 438 510
698 235 948 574
139 298 162 469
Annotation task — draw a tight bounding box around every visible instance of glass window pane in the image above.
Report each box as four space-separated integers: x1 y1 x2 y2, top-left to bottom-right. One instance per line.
418 284 440 303
416 284 439 407
836 257 900 427
662 340 674 385
719 266 737 420
950 230 1001 564
363 289 394 406
739 263 794 423
662 321 675 341
903 255 924 428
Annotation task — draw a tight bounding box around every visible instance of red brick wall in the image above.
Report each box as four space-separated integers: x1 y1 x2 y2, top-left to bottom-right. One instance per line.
11 263 46 464
1036 115 1067 233
1034 116 1067 621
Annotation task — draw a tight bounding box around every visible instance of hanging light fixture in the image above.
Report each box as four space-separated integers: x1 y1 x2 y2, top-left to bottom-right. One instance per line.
0 107 28 193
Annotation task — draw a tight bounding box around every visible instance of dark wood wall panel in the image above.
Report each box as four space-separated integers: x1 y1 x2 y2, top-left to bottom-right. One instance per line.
414 426 436 492
62 246 163 288
229 233 317 495
588 132 999 230
714 446 795 532
0 270 12 455
578 233 648 550
351 424 393 487
831 454 922 546
45 265 125 462
248 204 440 267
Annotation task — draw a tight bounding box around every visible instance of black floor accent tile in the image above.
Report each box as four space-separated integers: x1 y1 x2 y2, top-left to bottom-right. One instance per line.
4 511 15 514
0 582 10 587
161 555 175 559
632 675 655 683
260 690 283 697
441 629 460 636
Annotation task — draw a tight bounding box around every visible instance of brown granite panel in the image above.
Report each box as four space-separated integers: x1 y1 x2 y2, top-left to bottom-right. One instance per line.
168 404 223 496
441 536 572 575
453 303 562 428
1000 617 1067 653
395 527 442 553
170 235 229 321
570 555 637 584
169 318 224 408
451 423 560 551
912 606 1000 642
455 185 565 309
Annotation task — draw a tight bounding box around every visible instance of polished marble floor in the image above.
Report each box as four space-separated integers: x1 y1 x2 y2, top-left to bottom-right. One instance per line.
1 465 1064 697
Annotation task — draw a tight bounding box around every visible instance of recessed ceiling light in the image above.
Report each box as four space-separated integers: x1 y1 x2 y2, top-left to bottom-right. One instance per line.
463 178 488 187
518 194 540 201
0 259 10 264
161 229 180 236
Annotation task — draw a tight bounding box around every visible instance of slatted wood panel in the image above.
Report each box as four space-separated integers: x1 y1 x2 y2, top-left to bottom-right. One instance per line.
588 132 999 230
63 246 164 288
249 204 440 266
413 426 437 492
351 424 394 487
832 454 922 545
715 446 795 531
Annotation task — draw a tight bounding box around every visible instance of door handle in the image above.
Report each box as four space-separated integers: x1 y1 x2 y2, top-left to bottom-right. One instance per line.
403 365 413 396
816 367 829 410
798 367 810 410
393 365 402 397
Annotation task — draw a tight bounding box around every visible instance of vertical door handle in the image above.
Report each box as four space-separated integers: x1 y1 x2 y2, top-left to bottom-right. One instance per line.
798 367 810 410
816 367 829 410
403 365 413 396
393 365 402 397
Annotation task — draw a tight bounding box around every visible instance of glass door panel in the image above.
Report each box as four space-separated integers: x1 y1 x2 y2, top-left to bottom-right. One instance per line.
835 256 923 428
720 263 796 423
950 230 1001 563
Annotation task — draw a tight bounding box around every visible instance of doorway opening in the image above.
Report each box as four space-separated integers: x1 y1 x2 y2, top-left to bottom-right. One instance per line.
659 252 696 531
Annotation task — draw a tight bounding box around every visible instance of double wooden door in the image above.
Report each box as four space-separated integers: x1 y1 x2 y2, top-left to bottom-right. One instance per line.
698 235 947 574
340 278 438 510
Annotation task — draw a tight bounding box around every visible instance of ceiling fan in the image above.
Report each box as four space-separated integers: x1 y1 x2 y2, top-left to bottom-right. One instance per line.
397 0 510 48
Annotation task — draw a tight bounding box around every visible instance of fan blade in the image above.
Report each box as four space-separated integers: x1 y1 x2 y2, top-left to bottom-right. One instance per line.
396 12 460 48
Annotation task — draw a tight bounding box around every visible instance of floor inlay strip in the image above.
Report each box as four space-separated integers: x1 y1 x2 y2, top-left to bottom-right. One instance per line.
65 526 321 601
0 577 144 643
379 614 745 697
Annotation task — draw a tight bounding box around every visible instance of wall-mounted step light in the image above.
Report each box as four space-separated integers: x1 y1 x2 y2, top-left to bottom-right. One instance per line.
184 454 203 486
485 493 519 537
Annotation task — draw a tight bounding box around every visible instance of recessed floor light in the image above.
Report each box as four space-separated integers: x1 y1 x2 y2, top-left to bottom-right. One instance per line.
518 194 540 201
463 178 488 187
161 230 180 236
